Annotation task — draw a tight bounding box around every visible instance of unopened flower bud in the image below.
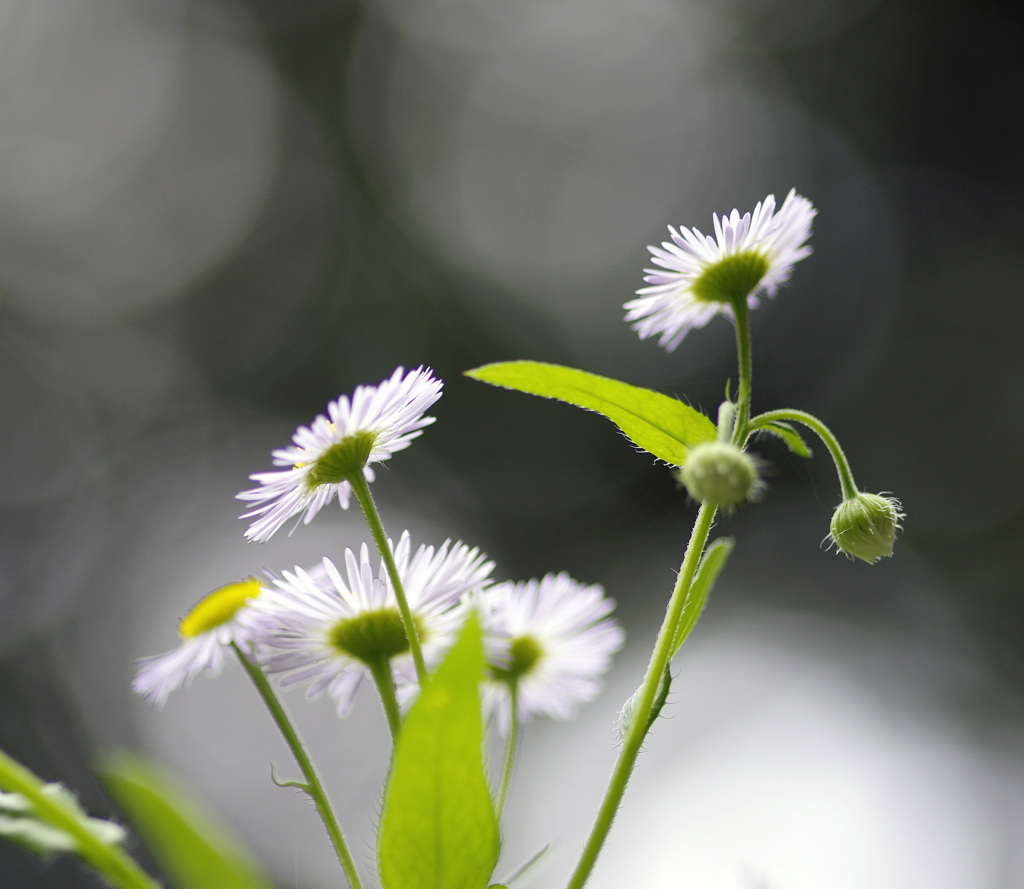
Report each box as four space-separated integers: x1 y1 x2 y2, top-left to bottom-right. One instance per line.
829 492 903 564
676 441 762 510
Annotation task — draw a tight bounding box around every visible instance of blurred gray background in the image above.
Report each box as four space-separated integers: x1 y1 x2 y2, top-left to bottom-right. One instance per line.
2 0 1023 887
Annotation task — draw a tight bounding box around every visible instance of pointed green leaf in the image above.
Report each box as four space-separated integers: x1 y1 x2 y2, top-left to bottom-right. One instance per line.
670 537 734 658
378 613 499 889
757 420 813 458
99 753 273 889
466 361 715 466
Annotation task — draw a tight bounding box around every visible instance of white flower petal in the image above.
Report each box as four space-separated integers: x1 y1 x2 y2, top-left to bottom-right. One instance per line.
237 366 443 542
253 533 493 716
480 572 625 733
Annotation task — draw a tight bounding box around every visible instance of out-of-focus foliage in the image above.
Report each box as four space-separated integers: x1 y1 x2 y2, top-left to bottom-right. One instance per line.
100 753 274 889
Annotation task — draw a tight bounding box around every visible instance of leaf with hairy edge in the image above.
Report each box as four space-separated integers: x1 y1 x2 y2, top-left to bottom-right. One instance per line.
670 537 734 659
757 420 812 458
100 754 273 889
466 361 716 466
378 613 499 889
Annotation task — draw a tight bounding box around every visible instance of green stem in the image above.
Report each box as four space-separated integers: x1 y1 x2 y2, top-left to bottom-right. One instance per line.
232 645 365 889
348 473 429 685
748 408 858 500
366 656 403 742
731 296 753 444
495 682 520 821
565 502 718 889
0 747 161 889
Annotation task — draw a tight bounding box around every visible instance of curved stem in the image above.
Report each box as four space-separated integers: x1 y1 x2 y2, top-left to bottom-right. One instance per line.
232 645 365 889
731 297 754 444
348 473 429 685
748 408 858 500
366 656 403 742
565 502 718 889
495 683 520 821
0 747 162 889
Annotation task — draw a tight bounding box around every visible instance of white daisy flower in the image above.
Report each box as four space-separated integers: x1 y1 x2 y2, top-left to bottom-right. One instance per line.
255 532 494 716
481 572 625 733
237 366 443 542
625 189 816 351
133 577 268 706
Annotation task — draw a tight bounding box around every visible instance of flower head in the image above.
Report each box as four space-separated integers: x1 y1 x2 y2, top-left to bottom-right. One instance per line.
133 577 267 706
829 491 904 564
625 189 816 350
237 366 443 542
254 532 494 716
676 440 765 510
480 572 625 733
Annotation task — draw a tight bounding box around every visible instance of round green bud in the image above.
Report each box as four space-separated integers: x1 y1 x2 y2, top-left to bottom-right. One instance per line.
676 441 762 510
829 492 903 564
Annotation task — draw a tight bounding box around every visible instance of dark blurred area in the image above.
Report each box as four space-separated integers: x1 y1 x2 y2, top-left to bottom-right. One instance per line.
2 0 1023 886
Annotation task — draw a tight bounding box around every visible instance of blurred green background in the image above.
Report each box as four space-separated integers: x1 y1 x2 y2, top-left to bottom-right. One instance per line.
2 0 1023 886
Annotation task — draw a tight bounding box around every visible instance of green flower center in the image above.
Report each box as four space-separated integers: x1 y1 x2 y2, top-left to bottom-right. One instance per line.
328 608 423 664
305 430 378 489
179 578 262 638
491 635 544 682
691 250 770 304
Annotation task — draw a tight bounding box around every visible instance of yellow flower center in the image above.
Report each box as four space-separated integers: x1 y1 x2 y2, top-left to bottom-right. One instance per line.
178 578 262 638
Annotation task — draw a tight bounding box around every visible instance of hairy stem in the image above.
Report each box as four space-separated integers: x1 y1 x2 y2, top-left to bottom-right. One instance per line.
348 473 429 685
366 655 403 742
749 408 858 500
731 297 754 444
233 645 365 889
495 682 521 821
565 502 717 889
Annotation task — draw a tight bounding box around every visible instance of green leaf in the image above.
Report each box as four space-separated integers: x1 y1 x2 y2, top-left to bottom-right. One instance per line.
99 753 274 889
378 612 499 889
466 361 716 466
756 420 812 458
670 537 734 659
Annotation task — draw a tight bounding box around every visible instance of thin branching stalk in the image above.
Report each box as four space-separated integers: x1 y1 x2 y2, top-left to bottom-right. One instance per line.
232 645 365 889
565 502 717 889
348 473 429 685
749 408 858 499
495 682 520 821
